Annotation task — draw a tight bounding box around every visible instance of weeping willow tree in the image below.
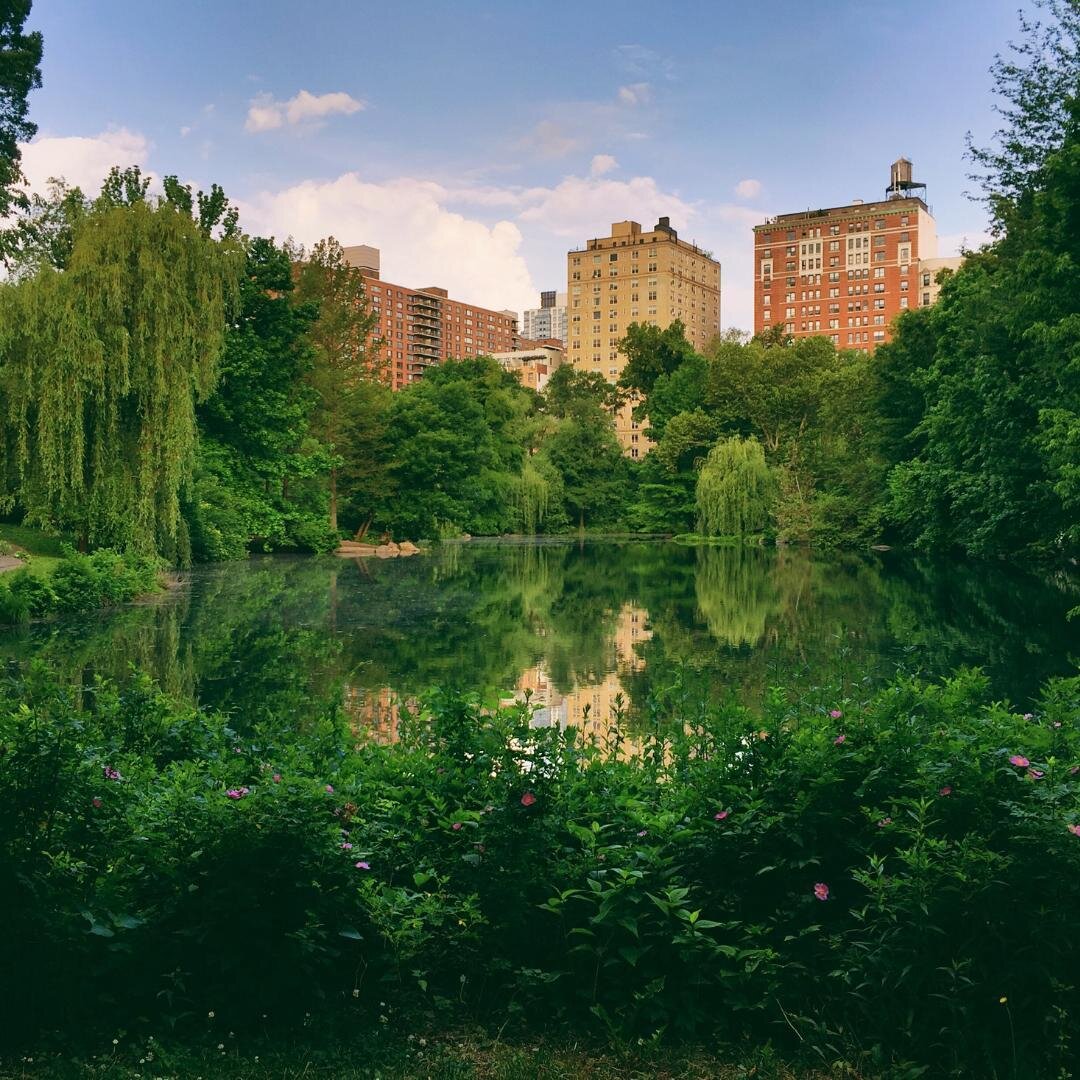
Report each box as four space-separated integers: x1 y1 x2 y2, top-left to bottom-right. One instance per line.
0 196 241 557
695 436 774 538
518 457 552 534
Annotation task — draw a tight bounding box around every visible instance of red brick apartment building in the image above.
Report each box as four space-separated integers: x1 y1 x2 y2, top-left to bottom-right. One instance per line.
752 159 946 353
343 245 519 391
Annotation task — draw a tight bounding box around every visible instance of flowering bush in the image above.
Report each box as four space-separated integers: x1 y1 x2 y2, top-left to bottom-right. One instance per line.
1 664 1079 1075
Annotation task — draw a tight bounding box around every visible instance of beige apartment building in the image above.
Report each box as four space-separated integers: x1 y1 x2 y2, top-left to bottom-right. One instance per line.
567 218 721 455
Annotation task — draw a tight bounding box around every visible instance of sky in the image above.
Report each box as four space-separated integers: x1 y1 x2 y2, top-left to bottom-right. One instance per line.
21 0 1031 331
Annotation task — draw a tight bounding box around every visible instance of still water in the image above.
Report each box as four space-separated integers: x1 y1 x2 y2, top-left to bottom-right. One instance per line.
3 541 1079 733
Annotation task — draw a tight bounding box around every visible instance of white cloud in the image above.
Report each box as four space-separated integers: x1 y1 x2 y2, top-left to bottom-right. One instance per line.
617 82 652 106
19 128 151 194
238 173 538 314
734 178 762 200
245 90 365 133
589 154 618 177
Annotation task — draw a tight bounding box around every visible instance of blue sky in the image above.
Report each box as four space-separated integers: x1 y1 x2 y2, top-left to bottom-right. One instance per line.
22 0 1027 329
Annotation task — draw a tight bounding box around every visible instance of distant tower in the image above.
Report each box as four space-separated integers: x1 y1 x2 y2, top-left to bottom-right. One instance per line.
886 157 927 202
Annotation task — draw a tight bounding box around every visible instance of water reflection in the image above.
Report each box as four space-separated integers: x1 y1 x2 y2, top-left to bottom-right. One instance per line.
2 542 1078 732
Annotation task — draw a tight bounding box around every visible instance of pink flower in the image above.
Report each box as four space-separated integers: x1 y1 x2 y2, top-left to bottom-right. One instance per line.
1068 824 1080 838
355 861 370 870
272 774 281 783
1009 755 1030 768
1053 722 1062 729
877 817 891 827
714 810 729 821
636 829 648 837
91 797 103 809
520 792 536 807
451 822 462 831
325 785 334 794
834 733 846 746
813 882 830 901
225 787 249 800
1071 766 1080 775
103 766 122 781
233 746 243 754
939 786 952 796
341 842 353 850
1023 713 1034 722
1027 769 1045 780
829 709 843 720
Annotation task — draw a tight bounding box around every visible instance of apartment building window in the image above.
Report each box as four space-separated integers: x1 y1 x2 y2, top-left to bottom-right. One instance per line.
900 297 909 308
875 218 886 229
922 292 931 306
609 253 618 261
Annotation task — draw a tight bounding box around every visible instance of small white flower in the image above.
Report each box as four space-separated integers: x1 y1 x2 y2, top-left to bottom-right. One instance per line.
207 1011 215 1019
352 988 360 998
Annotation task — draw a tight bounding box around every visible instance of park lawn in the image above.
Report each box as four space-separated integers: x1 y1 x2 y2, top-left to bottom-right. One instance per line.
0 524 69 579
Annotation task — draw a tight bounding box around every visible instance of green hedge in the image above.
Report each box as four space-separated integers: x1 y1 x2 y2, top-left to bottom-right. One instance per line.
1 665 1079 1075
0 549 162 624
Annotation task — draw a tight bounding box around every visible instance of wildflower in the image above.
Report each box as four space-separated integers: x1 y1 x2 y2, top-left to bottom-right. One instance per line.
636 829 648 837
1000 996 1008 1004
1009 755 1030 768
813 882 830 901
352 988 360 998
233 746 242 754
355 861 370 870
1068 824 1080 837
272 774 281 783
1053 721 1062 728
225 787 249 800
1023 713 1034 722
103 766 122 781
520 791 536 807
91 797 103 809
451 822 462 831
829 709 843 719
325 784 334 794
1071 766 1080 775
714 810 729 821
208 1011 215 1019
341 842 353 851
939 786 952 796
834 733 846 746
877 817 891 827
1027 768 1045 780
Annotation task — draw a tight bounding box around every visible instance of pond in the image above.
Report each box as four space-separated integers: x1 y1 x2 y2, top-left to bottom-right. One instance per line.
3 540 1079 736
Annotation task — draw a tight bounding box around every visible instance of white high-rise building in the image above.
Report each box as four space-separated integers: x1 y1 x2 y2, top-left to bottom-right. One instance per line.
521 290 568 344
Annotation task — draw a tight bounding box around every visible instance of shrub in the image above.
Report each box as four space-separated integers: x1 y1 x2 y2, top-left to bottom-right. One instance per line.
0 665 1078 1076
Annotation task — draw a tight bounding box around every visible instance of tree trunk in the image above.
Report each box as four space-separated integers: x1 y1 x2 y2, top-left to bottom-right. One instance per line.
579 508 585 532
354 515 373 542
329 467 338 534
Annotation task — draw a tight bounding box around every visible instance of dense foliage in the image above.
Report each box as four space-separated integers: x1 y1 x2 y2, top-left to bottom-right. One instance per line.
0 549 161 624
1 662 1079 1076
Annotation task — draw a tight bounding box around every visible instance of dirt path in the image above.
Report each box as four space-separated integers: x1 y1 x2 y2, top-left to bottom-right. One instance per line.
0 556 25 574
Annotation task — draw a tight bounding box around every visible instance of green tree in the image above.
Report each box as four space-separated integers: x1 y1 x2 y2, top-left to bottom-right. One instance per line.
191 236 332 559
0 189 242 556
0 0 41 228
292 237 381 533
540 413 629 530
695 437 774 537
617 320 698 397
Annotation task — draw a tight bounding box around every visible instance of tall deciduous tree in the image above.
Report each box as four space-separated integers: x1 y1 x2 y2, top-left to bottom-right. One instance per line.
0 193 242 556
292 238 381 533
0 0 41 227
695 437 774 537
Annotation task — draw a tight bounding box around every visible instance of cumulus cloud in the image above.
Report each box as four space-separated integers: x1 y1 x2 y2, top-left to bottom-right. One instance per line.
617 82 652 106
19 127 151 193
245 90 365 133
734 178 762 199
237 173 538 313
589 154 618 177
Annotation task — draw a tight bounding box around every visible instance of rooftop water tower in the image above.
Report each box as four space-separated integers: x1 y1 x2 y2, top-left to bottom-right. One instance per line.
886 157 927 202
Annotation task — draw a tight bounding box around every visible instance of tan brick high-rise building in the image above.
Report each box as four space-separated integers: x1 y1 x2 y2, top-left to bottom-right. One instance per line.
752 159 947 353
342 245 519 391
567 218 721 455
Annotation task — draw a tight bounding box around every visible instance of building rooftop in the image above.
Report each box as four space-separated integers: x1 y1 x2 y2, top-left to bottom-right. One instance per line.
754 194 930 231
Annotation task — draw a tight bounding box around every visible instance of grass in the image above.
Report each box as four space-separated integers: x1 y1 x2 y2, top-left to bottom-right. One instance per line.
0 523 70 578
0 1030 868 1080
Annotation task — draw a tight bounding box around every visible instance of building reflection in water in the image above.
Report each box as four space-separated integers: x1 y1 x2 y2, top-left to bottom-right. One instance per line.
344 603 651 748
